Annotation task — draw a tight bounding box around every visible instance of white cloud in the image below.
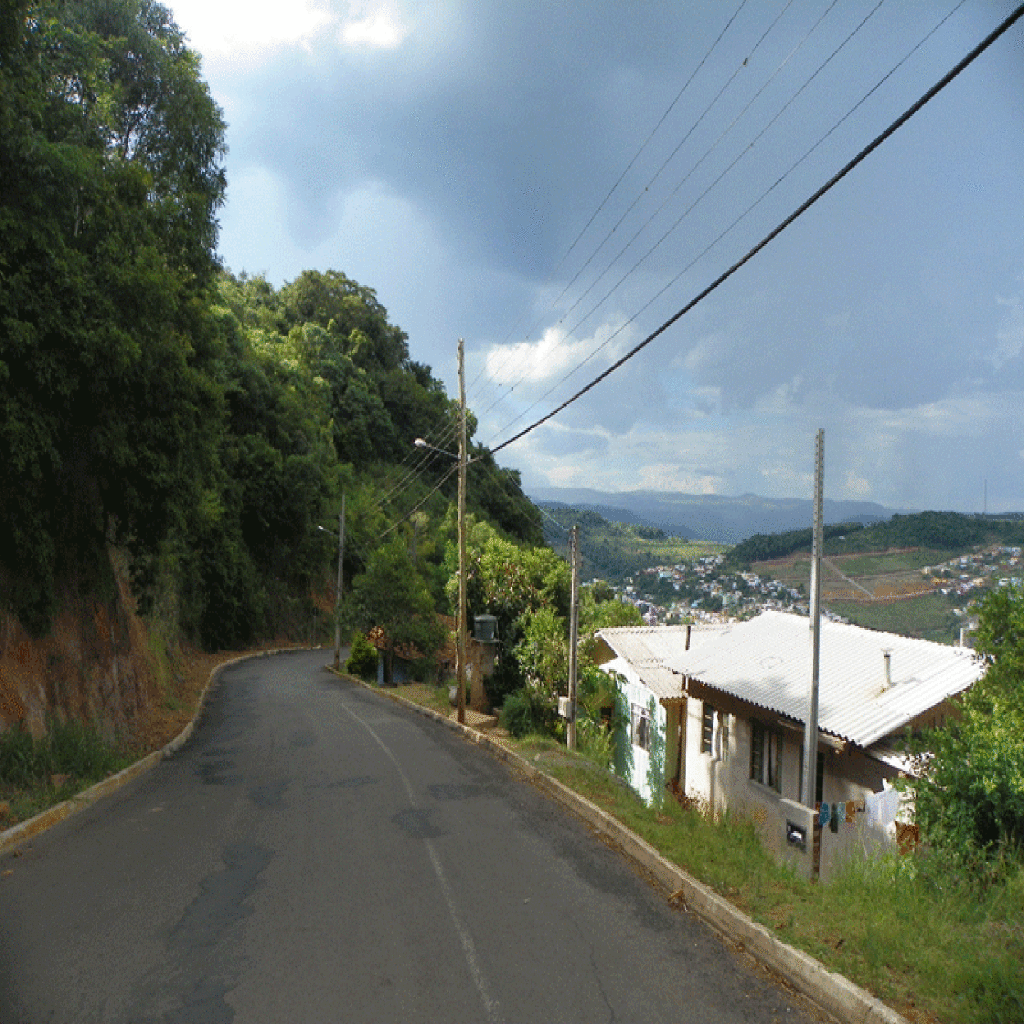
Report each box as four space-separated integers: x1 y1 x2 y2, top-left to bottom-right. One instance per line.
167 0 335 54
842 469 872 500
484 323 619 388
636 464 723 494
340 2 410 49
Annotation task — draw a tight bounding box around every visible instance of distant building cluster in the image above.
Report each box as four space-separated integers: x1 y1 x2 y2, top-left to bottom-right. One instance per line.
923 546 1022 598
614 554 805 626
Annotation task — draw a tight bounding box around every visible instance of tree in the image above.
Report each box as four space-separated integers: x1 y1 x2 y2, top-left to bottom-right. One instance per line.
907 584 1024 862
0 0 226 631
448 521 571 705
345 539 445 685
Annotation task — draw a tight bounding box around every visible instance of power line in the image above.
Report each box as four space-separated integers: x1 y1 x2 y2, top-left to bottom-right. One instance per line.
464 0 752 404
484 0 891 444
491 2 1024 457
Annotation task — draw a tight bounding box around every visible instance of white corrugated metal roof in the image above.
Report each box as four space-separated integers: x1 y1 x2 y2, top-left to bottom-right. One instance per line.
596 624 727 700
599 611 984 748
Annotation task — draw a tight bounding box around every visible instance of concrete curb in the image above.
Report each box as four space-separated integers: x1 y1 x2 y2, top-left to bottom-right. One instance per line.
0 646 308 857
333 669 907 1024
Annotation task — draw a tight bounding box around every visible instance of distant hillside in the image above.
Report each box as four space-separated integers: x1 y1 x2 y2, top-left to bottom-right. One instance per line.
729 510 1024 566
530 487 895 544
539 506 724 583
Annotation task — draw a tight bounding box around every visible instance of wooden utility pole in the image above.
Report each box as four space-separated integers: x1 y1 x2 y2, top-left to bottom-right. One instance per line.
803 429 823 808
567 523 580 750
334 493 345 670
456 339 468 725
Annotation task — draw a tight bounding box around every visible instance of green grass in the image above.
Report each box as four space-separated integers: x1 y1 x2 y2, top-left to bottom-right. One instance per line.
0 719 141 826
828 592 961 643
825 549 956 576
513 735 1024 1024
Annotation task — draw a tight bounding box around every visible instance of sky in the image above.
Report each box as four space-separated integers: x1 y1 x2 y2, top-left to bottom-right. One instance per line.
165 0 1024 514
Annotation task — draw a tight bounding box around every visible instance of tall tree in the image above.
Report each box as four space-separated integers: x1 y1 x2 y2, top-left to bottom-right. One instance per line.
345 539 445 685
0 0 226 630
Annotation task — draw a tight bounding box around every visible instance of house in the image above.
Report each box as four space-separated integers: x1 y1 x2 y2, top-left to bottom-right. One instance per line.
595 610 984 881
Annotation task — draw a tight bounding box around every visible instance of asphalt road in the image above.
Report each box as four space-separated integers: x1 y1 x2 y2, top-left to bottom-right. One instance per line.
0 651 824 1023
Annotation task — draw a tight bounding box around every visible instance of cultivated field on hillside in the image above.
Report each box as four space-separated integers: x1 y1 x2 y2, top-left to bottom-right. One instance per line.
753 548 964 642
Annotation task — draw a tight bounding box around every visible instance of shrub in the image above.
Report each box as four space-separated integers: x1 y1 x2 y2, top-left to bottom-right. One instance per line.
346 631 378 680
500 685 556 738
0 718 133 789
0 725 41 788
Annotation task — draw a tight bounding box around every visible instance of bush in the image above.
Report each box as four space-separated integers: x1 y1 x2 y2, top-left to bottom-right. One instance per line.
0 725 40 788
346 631 378 680
906 584 1024 861
500 686 556 738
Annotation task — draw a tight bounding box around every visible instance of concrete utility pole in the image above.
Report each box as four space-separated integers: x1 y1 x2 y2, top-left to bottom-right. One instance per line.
334 493 345 670
456 339 468 725
802 429 823 808
567 523 580 751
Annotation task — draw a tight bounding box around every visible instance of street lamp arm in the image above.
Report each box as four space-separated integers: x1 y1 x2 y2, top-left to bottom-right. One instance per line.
413 437 481 465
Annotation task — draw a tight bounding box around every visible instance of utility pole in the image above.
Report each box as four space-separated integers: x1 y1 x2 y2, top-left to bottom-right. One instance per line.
334 492 345 670
567 523 580 751
456 339 468 725
803 429 823 808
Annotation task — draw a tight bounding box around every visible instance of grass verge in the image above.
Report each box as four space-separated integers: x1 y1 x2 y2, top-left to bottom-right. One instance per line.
0 644 247 831
521 736 1023 1024
0 718 142 825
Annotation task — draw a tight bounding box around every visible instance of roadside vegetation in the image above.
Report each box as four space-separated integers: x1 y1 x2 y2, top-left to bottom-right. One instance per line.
0 719 140 826
523 736 1024 1024
382 583 1024 1024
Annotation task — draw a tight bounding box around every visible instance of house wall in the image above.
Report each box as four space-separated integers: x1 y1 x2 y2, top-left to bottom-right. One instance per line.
608 672 904 882
680 695 899 882
610 668 667 806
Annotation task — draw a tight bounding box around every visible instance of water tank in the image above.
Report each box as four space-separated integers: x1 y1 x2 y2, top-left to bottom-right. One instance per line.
474 614 498 642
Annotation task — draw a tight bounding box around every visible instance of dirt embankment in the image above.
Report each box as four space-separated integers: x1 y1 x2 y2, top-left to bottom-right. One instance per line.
1 550 158 740
0 549 239 749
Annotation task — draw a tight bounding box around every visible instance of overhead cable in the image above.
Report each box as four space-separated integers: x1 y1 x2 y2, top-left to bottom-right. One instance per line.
466 0 751 399
491 2 1024 456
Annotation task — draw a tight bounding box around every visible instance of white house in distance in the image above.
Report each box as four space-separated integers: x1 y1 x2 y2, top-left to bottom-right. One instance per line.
595 610 984 881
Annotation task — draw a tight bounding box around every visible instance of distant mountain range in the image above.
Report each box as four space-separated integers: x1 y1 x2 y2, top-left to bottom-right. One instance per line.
529 487 906 545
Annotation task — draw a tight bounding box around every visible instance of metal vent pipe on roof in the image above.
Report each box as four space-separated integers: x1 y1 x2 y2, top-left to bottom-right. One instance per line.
883 650 892 690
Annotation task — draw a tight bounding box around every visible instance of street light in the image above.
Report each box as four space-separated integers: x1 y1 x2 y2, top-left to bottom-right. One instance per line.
413 437 447 456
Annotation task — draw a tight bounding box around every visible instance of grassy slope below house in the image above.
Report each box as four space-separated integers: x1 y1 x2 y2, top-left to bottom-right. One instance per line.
528 739 1023 1024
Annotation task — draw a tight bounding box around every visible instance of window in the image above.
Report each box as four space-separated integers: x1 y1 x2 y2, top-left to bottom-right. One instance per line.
750 720 783 793
630 703 652 751
700 703 716 754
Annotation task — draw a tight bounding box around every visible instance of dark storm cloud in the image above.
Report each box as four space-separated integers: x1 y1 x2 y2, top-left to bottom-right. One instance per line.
193 0 1024 509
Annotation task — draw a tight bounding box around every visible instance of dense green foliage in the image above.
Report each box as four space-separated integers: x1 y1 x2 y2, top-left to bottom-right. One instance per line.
729 511 1024 567
1 0 227 632
344 538 446 684
906 585 1024 863
345 632 378 680
0 0 541 659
